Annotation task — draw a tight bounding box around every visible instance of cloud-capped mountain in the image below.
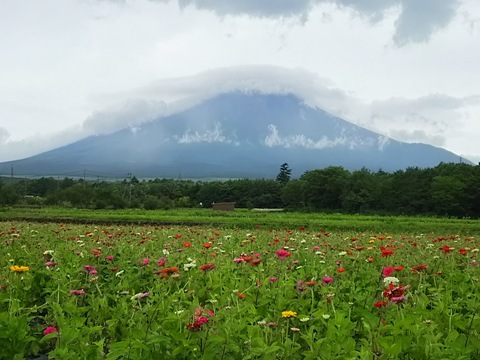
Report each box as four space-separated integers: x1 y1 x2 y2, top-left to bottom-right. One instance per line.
0 92 466 178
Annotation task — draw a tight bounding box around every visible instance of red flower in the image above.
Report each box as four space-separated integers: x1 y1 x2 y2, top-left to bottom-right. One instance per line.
199 263 216 272
374 301 388 308
380 247 394 257
459 248 468 255
439 245 452 254
183 241 191 248
337 267 346 273
237 292 246 299
203 243 212 249
251 259 262 266
383 283 409 303
367 257 375 262
393 266 404 272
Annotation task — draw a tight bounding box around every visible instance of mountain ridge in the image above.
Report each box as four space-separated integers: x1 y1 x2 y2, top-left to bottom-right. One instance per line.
0 91 467 178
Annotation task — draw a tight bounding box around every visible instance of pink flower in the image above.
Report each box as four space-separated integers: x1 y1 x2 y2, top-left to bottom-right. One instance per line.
43 326 58 340
157 257 166 267
276 249 291 259
296 280 306 293
322 276 333 285
269 277 278 283
83 265 95 273
382 266 394 277
105 255 114 261
138 258 150 266
89 270 98 275
44 261 58 267
233 258 245 263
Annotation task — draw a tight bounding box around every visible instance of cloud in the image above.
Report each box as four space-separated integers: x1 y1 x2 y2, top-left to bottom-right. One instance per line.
393 0 460 45
147 0 462 44
346 93 480 147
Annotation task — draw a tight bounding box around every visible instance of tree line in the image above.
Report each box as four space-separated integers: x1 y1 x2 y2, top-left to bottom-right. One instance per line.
0 162 479 217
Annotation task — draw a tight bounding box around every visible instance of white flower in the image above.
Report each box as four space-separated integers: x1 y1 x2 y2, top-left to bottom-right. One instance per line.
163 249 170 255
300 317 310 322
338 251 347 256
383 277 400 285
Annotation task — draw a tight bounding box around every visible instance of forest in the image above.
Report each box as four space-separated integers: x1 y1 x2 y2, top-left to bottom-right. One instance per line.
0 162 479 218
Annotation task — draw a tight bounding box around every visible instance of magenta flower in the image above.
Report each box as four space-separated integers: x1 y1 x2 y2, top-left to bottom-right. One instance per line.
89 269 98 275
44 261 58 267
43 326 58 340
83 265 95 273
105 255 114 261
322 276 333 285
382 266 394 277
276 249 291 259
269 277 278 283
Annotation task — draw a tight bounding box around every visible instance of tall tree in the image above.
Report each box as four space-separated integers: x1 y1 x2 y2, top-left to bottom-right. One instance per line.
276 163 292 185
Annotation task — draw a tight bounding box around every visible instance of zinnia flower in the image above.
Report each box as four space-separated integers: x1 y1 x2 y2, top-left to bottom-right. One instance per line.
138 258 150 266
43 326 58 340
374 301 388 308
322 276 333 285
70 289 86 296
199 263 216 272
10 265 29 272
44 261 58 267
281 311 297 318
157 257 166 267
380 247 394 257
276 249 291 259
382 266 394 277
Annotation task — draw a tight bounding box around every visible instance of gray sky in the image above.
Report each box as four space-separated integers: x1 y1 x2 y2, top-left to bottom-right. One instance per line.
1 0 479 163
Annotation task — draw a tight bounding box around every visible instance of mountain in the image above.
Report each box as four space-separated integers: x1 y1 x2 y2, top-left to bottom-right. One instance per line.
0 92 467 178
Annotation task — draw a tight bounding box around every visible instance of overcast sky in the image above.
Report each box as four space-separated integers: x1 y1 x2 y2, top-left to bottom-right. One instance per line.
1 0 479 164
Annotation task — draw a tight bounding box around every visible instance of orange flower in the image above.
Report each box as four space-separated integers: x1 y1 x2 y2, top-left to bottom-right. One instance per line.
304 280 317 286
337 267 346 273
410 264 428 272
393 266 404 271
91 249 102 258
237 292 246 299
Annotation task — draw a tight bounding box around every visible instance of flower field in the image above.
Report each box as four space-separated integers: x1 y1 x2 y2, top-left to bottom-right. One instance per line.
1 220 480 359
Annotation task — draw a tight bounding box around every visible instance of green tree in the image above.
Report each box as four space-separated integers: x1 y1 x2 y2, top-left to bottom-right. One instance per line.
276 163 292 185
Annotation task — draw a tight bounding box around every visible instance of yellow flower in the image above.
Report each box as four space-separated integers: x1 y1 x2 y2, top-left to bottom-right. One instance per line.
10 265 30 272
282 311 297 318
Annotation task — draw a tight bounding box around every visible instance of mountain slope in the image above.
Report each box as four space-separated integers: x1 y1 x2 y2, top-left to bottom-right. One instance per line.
0 92 465 178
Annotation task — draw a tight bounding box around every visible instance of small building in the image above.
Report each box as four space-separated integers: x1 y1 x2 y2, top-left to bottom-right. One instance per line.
212 202 235 211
